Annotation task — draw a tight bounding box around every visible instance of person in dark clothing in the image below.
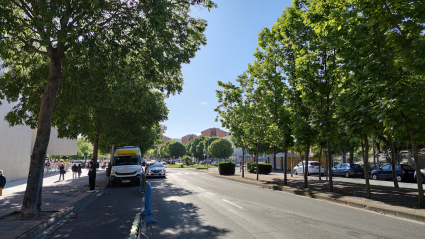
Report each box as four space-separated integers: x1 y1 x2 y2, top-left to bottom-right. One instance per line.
0 170 6 196
72 164 78 179
59 163 65 181
77 164 82 178
88 159 96 192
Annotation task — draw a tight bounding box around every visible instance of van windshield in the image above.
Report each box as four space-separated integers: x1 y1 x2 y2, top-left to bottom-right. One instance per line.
114 156 139 165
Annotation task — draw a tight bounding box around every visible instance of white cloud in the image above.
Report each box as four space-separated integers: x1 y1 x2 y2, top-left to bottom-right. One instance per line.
200 101 207 105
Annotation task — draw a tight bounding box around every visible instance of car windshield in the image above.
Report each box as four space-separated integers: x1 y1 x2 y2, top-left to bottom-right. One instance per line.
149 163 163 168
351 164 361 169
114 156 139 165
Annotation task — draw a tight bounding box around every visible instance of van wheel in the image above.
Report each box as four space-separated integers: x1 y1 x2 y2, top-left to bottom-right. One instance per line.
294 170 297 175
396 175 402 182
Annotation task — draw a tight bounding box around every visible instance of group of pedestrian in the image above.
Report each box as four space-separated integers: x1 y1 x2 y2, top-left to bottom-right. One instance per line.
58 163 82 181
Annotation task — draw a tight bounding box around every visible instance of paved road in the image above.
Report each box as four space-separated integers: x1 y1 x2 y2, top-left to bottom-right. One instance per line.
145 168 425 239
47 168 425 239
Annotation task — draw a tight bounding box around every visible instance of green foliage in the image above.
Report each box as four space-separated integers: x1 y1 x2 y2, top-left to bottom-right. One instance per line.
182 155 192 165
77 137 91 159
218 161 235 175
208 138 233 159
163 141 186 159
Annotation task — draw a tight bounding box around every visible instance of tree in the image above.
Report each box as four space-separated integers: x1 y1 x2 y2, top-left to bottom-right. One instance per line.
208 138 233 160
77 137 91 159
164 141 186 164
0 0 217 219
190 135 207 160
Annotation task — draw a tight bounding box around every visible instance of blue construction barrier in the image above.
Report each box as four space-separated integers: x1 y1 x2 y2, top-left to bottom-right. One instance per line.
140 181 158 223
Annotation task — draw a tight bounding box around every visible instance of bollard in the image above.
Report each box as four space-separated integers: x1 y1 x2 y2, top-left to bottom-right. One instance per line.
140 181 158 223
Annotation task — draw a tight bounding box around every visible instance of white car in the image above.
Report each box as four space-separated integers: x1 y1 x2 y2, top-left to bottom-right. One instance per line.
414 168 425 183
293 161 325 176
211 161 218 166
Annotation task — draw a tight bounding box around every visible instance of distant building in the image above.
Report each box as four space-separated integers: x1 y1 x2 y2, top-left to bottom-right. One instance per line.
171 138 182 143
161 136 172 145
181 134 197 144
200 128 227 138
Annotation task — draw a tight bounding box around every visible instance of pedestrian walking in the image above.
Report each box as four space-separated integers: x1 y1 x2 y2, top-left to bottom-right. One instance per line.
77 164 82 178
59 163 65 181
0 170 6 196
240 160 242 172
72 164 78 179
87 159 96 192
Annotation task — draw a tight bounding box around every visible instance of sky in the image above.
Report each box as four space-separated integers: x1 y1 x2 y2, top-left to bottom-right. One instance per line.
163 0 293 139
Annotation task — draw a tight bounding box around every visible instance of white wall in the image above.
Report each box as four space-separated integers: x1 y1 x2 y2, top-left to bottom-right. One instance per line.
1 99 77 182
0 99 33 181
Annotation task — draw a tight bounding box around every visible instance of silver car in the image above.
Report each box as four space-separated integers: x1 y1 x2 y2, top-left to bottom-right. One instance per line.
146 163 166 177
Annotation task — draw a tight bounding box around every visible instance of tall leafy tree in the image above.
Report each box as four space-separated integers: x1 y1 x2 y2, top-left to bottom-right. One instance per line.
208 138 233 160
0 0 216 218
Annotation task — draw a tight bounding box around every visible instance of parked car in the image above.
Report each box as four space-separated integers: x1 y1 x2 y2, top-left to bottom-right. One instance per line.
331 163 364 178
371 164 415 182
162 162 167 167
211 161 218 166
293 161 324 176
414 168 425 183
146 163 166 178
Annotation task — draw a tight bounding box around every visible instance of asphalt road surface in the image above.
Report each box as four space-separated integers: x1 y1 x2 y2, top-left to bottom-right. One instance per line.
47 168 425 239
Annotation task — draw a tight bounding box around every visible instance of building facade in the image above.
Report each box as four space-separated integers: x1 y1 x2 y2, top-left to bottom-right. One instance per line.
200 128 227 138
161 136 172 145
0 99 77 182
181 134 197 144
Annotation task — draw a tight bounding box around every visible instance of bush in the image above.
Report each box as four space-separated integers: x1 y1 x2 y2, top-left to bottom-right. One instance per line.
218 161 235 175
247 162 272 174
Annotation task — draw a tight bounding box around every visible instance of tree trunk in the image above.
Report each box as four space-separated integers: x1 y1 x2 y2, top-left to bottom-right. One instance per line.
364 135 371 199
273 146 276 170
304 141 310 188
319 146 322 181
284 140 288 185
342 148 346 163
20 53 63 219
242 145 245 178
92 132 100 164
410 130 424 207
256 148 259 181
388 138 399 188
327 139 333 192
349 142 354 164
290 151 293 177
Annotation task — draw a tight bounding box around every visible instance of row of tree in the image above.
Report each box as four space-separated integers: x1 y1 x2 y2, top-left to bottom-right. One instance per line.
0 0 217 219
215 0 425 206
149 136 234 162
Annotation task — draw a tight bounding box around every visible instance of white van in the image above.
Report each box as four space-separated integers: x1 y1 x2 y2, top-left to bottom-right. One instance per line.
109 146 143 186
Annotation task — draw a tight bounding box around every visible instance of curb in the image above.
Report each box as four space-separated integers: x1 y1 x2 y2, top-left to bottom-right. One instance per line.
214 174 425 223
128 193 146 239
16 184 109 239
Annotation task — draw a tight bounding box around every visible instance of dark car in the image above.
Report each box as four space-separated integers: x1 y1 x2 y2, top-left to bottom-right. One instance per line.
371 164 415 182
331 163 364 178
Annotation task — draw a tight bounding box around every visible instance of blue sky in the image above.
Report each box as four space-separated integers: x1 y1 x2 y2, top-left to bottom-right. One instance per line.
163 0 293 139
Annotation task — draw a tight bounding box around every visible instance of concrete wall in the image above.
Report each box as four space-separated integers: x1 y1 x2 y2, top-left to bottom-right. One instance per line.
1 99 77 182
0 99 33 182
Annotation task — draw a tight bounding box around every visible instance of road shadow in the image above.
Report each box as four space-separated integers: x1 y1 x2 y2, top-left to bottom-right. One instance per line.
263 177 424 209
146 178 230 239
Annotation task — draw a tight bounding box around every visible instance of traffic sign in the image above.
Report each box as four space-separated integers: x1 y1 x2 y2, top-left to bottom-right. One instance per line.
244 149 248 154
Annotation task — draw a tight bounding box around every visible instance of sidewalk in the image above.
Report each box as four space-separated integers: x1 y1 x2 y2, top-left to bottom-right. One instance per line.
0 169 109 239
206 168 425 222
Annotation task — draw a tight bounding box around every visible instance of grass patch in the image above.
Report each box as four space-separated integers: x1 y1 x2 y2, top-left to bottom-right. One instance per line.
166 164 184 168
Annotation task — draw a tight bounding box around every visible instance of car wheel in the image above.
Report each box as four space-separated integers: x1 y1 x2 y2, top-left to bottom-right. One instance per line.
372 174 378 180
294 170 297 175
345 172 350 178
396 175 402 182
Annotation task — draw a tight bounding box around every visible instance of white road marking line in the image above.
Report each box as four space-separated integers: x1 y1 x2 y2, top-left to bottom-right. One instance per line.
185 173 191 174
222 199 244 209
197 187 205 191
183 180 187 182
176 173 182 175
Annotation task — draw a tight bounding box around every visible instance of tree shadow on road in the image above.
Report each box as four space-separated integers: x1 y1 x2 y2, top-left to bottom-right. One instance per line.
146 178 230 239
264 177 424 209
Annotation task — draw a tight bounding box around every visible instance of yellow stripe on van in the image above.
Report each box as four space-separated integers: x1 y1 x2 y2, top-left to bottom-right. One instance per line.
116 149 139 156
